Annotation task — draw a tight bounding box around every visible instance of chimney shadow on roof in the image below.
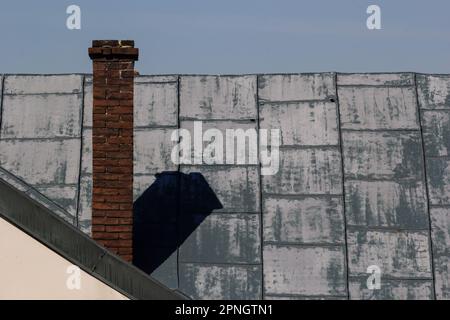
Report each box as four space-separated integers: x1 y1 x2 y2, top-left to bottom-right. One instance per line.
133 171 222 285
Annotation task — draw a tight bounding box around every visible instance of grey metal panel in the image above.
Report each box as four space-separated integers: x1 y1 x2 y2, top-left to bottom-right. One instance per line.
0 94 82 139
418 74 450 300
3 75 83 95
345 180 429 229
337 73 415 86
134 128 178 174
338 73 436 299
179 263 262 300
263 244 347 296
178 75 261 300
135 75 178 83
0 139 81 186
338 86 419 130
131 76 179 204
259 73 345 299
262 148 342 195
349 278 433 300
430 207 450 299
77 174 92 234
426 158 450 205
263 196 345 244
179 213 261 264
181 166 260 213
180 75 257 120
417 74 450 110
83 76 92 128
127 77 181 291
180 120 258 163
342 131 424 180
81 128 92 175
134 81 178 127
259 101 339 146
421 110 450 157
258 73 335 102
78 84 92 232
347 229 432 278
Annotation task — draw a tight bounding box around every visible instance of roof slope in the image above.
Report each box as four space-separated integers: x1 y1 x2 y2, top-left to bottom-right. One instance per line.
1 73 449 299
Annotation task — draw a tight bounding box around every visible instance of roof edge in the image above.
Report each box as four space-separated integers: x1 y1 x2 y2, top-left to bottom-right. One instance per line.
0 178 187 300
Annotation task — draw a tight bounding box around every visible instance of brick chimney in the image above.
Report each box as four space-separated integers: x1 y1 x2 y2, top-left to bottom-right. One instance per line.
88 40 139 262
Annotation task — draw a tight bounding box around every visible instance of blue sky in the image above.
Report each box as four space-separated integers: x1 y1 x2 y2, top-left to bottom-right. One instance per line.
1 0 449 74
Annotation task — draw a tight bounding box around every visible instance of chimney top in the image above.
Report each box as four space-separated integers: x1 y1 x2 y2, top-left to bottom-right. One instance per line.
89 40 138 60
92 40 135 47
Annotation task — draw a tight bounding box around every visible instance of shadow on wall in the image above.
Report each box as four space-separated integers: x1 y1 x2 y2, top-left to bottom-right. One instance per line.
133 172 222 280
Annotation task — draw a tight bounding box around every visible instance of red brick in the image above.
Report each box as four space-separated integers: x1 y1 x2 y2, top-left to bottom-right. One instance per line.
119 129 133 137
105 152 130 159
118 218 133 225
93 137 106 144
92 225 105 232
106 136 132 144
93 106 106 114
105 226 132 233
104 211 133 218
119 99 133 106
93 120 106 128
106 166 132 174
94 217 120 225
92 40 121 47
93 166 106 173
107 91 133 100
92 210 107 218
120 70 136 78
95 144 120 152
107 106 133 114
106 121 133 129
94 232 119 240
93 180 132 188
92 151 106 159
94 99 120 107
118 233 133 240
118 247 133 254
120 115 133 122
94 114 120 122
119 204 133 210
93 196 132 204
93 187 119 195
111 47 139 56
